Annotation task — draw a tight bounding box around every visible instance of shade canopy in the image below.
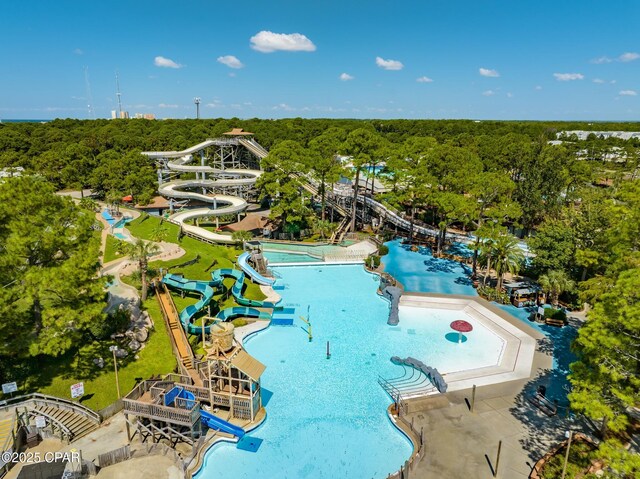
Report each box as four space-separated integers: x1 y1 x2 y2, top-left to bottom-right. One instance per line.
450 320 473 333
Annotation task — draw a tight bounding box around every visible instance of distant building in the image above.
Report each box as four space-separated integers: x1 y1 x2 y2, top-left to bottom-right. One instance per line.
119 111 130 119
111 110 117 119
134 113 156 120
558 130 640 140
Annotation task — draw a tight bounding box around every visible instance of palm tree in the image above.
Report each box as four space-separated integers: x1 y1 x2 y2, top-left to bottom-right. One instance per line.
312 219 335 240
125 239 160 301
479 236 497 286
231 230 253 248
538 270 575 308
492 234 525 292
150 223 169 243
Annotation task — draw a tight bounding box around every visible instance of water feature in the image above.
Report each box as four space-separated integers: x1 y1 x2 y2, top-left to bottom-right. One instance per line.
199 264 504 478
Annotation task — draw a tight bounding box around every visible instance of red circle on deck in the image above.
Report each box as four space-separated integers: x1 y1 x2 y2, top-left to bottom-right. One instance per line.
450 320 473 332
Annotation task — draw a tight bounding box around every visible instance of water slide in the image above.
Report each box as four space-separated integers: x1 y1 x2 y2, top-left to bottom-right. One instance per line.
162 274 221 335
164 386 245 437
237 252 275 286
212 268 279 307
238 138 268 159
162 269 276 335
142 142 264 244
201 409 245 437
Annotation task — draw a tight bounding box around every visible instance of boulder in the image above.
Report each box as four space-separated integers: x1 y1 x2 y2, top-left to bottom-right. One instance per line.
93 357 105 369
128 340 141 351
114 348 129 359
134 328 148 343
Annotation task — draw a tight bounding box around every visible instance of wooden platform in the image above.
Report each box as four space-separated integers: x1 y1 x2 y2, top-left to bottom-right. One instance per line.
156 283 194 370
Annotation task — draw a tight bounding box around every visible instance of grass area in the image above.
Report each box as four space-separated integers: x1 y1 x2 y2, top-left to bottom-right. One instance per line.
103 234 127 263
5 212 268 412
127 213 265 302
8 298 176 411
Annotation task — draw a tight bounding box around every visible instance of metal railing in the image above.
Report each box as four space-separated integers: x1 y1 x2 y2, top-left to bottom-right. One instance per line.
0 392 102 424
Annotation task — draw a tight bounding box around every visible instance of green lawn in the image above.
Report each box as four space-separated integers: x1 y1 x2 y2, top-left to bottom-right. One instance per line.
14 299 176 411
103 234 126 263
7 211 266 412
127 213 265 301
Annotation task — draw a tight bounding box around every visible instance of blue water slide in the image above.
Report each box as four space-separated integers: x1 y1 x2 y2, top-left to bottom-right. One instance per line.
200 410 245 437
164 387 196 410
237 252 275 286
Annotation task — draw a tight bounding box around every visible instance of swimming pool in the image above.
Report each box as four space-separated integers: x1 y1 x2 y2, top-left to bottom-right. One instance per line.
199 264 507 478
263 251 322 264
381 239 476 295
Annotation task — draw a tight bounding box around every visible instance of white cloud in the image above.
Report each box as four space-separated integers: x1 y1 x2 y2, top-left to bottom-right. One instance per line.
217 55 244 69
593 78 606 84
590 56 612 64
479 67 499 77
228 72 236 78
158 103 178 108
482 90 495 96
272 103 295 111
376 56 404 70
610 80 617 84
619 90 637 96
154 56 182 68
534 85 542 90
416 76 433 83
339 73 354 81
553 73 584 81
506 92 513 98
73 48 83 55
619 52 639 62
250 31 316 53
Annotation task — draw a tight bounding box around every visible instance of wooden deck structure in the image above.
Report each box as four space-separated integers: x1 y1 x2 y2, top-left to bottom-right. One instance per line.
126 281 266 452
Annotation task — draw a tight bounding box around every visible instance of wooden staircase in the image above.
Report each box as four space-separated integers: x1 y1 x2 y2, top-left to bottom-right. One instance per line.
28 405 98 440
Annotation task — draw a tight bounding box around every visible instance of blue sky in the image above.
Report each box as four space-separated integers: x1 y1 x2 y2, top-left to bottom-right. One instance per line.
1 0 638 120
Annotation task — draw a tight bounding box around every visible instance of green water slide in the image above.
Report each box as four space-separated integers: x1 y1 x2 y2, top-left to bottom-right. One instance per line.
162 274 221 335
162 269 275 336
212 268 280 308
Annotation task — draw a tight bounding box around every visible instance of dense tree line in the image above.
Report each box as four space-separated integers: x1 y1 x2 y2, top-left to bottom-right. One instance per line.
0 177 107 375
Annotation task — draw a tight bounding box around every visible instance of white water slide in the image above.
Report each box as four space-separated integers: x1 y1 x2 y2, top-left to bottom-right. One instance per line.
143 140 266 244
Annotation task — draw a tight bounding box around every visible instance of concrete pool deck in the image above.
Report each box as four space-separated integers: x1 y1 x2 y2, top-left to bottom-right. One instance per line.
402 310 587 479
399 293 541 394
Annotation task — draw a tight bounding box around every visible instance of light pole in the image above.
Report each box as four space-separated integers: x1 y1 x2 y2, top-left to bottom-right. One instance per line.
561 430 573 479
109 345 121 399
194 97 201 119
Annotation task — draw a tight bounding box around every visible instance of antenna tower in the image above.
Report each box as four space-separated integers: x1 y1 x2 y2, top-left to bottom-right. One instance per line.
84 67 95 119
194 97 201 119
115 71 123 117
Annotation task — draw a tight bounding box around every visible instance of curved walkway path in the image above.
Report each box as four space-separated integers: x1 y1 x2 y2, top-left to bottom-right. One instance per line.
96 206 186 314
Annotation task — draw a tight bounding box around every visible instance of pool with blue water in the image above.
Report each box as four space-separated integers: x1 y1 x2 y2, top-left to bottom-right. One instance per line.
198 264 504 478
381 239 476 295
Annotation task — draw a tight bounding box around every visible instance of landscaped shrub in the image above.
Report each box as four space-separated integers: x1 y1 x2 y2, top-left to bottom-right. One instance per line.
368 255 381 268
543 307 567 322
378 244 389 256
477 286 510 304
89 309 130 340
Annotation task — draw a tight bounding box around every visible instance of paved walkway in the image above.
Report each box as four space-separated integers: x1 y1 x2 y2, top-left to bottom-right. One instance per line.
98 206 186 314
4 413 184 479
407 345 588 478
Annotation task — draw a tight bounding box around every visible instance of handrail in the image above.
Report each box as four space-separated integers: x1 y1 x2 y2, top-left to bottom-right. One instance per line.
1 392 101 423
18 407 73 439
